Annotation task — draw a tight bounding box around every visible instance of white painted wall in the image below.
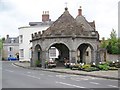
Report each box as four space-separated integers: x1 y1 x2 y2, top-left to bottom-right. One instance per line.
19 25 50 61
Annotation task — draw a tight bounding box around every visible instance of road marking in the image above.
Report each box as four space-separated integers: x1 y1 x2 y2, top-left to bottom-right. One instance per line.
48 75 53 77
27 72 31 73
12 63 19 67
0 68 2 70
39 74 44 75
90 82 100 85
56 81 86 88
82 78 89 80
26 74 41 80
5 69 14 72
70 77 81 81
108 85 118 88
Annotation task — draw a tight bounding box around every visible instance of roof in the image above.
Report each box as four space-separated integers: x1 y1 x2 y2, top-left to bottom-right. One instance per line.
31 7 99 41
43 8 83 36
75 15 94 31
4 37 19 44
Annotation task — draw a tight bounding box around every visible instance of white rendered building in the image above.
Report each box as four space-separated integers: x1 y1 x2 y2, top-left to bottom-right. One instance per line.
18 11 53 61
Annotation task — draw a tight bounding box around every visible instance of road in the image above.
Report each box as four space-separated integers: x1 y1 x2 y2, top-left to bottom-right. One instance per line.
1 61 119 89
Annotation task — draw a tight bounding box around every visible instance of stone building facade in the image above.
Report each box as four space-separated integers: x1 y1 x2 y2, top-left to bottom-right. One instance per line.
31 7 100 67
2 35 19 60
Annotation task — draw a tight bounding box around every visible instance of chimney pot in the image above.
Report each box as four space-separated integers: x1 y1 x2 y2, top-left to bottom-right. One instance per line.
42 11 50 22
7 35 9 39
78 6 82 16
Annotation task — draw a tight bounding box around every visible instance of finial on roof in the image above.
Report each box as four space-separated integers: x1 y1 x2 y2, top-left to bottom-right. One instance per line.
65 2 68 11
80 6 82 9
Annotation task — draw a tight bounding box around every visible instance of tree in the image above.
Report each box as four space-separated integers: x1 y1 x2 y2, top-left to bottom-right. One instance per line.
100 37 107 48
100 29 120 54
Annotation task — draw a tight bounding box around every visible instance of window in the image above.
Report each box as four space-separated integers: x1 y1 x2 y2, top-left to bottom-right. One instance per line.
86 51 89 56
8 47 13 51
20 49 24 57
11 38 14 43
19 35 23 43
49 47 56 58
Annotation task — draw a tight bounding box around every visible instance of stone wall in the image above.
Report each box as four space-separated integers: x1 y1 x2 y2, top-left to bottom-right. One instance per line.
107 54 119 62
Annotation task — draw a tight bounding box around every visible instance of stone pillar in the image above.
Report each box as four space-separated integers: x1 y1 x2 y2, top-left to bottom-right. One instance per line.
91 50 94 63
41 50 49 68
69 50 77 63
31 51 36 67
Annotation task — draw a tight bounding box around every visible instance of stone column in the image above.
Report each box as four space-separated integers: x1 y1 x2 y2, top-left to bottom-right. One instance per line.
41 50 49 68
31 51 36 67
91 50 96 63
69 50 77 63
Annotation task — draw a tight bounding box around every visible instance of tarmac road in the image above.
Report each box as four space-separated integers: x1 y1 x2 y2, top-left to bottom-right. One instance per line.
2 61 119 89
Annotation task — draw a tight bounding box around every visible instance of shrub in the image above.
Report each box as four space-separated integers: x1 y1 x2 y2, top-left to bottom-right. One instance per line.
98 64 109 71
70 64 81 70
115 62 120 68
82 64 91 69
83 67 99 72
35 60 41 67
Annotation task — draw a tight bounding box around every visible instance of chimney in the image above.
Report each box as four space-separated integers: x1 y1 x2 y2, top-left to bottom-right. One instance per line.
78 6 82 16
42 11 50 22
6 35 9 39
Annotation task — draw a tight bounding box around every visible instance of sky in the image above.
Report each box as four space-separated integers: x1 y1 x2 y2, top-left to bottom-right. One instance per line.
0 0 119 39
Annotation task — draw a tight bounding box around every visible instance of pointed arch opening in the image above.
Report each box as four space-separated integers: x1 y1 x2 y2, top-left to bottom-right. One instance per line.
48 43 70 67
34 44 42 63
77 43 94 64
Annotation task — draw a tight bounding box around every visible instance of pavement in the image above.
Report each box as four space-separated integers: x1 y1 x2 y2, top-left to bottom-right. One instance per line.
13 61 120 80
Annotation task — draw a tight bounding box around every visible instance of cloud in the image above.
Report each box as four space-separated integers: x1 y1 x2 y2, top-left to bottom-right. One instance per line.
0 0 119 39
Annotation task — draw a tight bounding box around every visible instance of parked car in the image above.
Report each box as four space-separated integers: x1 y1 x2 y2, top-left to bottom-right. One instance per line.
8 57 18 61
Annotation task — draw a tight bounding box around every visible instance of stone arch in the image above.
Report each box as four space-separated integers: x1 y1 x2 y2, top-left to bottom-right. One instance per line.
77 43 94 64
34 44 42 63
47 42 70 67
46 41 71 51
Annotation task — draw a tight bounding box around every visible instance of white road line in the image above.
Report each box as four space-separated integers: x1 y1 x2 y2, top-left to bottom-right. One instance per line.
39 74 44 75
48 75 53 77
5 69 14 72
108 85 118 88
56 81 86 88
0 68 2 70
27 72 31 73
82 78 89 80
12 63 19 67
90 82 100 85
26 74 41 80
70 77 81 81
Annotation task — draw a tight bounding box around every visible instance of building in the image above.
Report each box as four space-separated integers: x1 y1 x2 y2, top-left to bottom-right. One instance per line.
31 7 100 67
2 35 19 60
18 11 53 62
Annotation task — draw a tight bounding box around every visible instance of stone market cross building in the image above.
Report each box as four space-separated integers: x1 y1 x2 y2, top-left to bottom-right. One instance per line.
31 7 100 67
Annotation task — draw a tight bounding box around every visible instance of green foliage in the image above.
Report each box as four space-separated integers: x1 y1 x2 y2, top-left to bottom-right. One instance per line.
98 64 109 71
70 64 81 70
35 60 41 67
100 29 120 54
82 64 91 69
83 67 99 72
100 37 107 48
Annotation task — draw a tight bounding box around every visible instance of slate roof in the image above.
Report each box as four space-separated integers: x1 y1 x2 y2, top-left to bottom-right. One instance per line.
41 7 97 37
43 8 84 36
4 37 19 43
